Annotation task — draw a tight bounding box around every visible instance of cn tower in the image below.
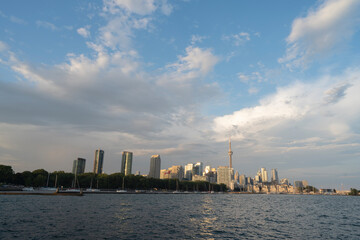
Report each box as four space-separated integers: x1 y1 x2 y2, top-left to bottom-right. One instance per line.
228 137 233 168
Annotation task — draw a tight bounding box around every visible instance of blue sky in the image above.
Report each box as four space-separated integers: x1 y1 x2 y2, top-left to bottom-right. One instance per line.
1 0 360 189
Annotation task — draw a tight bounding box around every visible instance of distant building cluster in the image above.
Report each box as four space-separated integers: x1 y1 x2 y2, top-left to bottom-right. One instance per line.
70 139 309 193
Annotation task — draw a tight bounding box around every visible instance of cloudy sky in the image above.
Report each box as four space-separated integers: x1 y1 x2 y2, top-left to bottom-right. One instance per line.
1 0 360 189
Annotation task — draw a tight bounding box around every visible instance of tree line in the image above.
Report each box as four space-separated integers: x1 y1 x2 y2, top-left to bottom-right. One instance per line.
0 165 226 192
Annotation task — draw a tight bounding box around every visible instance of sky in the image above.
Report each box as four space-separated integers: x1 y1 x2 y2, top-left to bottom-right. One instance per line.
1 0 360 189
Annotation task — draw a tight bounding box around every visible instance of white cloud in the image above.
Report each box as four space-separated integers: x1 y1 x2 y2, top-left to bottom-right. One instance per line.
36 20 58 31
190 35 206 45
279 0 360 69
0 41 8 52
213 69 360 145
167 46 219 76
223 32 250 46
248 87 259 95
103 0 157 15
237 71 263 83
77 27 91 38
10 16 27 25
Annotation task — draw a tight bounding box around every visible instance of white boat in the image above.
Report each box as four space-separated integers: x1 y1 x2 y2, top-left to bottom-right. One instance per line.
116 189 127 193
39 187 57 192
22 187 34 191
65 189 81 192
85 188 100 192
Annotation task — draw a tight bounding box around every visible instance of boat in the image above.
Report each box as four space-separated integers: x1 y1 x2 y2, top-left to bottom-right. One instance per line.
85 188 100 192
65 188 81 192
22 187 34 191
116 189 127 193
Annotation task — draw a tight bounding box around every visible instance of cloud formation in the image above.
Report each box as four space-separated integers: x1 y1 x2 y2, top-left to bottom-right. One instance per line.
213 69 360 147
279 0 360 69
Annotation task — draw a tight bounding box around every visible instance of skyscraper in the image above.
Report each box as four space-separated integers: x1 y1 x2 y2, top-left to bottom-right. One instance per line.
93 149 104 174
228 137 233 168
184 163 194 180
271 169 279 184
121 151 133 176
194 162 203 176
148 155 161 179
72 158 86 175
260 167 268 183
217 166 234 189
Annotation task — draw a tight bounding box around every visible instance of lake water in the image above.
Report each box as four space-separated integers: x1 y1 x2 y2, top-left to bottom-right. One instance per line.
1 194 360 239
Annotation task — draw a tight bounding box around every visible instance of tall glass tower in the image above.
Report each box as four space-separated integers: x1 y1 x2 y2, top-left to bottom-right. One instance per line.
148 155 161 179
93 149 104 174
72 158 86 175
121 151 133 176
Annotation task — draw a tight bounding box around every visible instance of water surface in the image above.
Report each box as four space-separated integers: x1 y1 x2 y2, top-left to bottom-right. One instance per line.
1 194 359 239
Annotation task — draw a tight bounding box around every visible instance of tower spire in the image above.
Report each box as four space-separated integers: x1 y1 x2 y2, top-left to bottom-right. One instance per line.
228 137 233 168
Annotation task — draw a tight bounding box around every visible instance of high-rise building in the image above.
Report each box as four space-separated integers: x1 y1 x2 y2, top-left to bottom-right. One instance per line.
260 168 268 183
239 174 246 185
148 155 161 179
194 162 203 176
228 138 233 168
72 158 86 175
184 163 194 180
217 166 234 189
234 171 239 183
121 151 133 176
93 149 104 174
271 169 279 184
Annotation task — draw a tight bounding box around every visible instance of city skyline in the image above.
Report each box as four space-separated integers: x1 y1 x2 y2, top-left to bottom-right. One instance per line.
0 0 360 189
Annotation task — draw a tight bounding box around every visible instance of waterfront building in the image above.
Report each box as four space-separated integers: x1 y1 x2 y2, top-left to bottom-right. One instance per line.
260 168 268 183
135 171 140 176
194 162 203 176
294 181 303 188
169 165 184 180
93 149 104 174
148 155 161 179
121 151 133 176
217 166 234 190
72 158 86 175
204 167 217 183
239 174 246 186
271 169 279 184
235 171 239 183
280 178 289 185
302 180 309 187
160 166 184 180
192 175 208 181
160 169 168 179
203 165 211 176
184 163 194 180
247 177 253 186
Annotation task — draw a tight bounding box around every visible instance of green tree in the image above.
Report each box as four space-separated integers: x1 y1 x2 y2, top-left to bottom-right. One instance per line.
0 165 14 184
349 188 359 196
22 171 33 186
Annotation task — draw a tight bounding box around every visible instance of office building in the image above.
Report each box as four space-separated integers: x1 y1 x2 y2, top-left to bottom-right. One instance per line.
72 158 86 175
93 149 104 174
302 180 309 187
217 166 234 189
271 169 279 184
261 168 268 183
280 178 289 185
194 162 203 176
235 171 239 183
121 151 133 176
169 165 184 180
184 163 194 180
239 174 246 186
148 155 161 179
